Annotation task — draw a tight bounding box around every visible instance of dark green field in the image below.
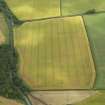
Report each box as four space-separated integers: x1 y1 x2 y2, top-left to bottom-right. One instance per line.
75 91 105 105
84 13 105 89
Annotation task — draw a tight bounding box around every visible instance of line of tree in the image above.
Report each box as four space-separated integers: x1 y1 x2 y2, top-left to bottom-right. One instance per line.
0 1 48 105
0 44 31 105
0 0 23 25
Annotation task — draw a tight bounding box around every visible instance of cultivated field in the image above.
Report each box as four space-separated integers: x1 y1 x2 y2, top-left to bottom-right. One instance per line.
29 91 97 105
5 0 60 20
62 0 105 16
84 13 105 89
14 16 95 90
0 96 23 105
75 91 105 105
0 13 9 44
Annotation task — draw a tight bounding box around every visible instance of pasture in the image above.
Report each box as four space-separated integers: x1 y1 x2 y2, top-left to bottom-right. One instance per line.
62 0 105 16
75 91 105 105
14 16 95 90
84 13 105 89
5 0 60 20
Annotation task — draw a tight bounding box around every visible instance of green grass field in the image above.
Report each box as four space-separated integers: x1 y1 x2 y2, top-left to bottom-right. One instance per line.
84 13 105 89
5 0 60 20
62 0 105 16
75 91 105 105
0 13 9 44
14 16 95 90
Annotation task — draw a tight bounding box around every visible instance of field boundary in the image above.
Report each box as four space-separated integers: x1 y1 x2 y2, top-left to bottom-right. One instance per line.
81 16 96 89
81 16 97 89
21 11 105 24
60 0 62 16
30 88 105 91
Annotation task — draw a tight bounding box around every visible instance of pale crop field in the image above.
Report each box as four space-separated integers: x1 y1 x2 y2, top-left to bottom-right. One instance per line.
5 0 60 20
29 91 97 105
84 13 105 89
62 0 105 16
0 97 23 105
6 0 105 20
14 16 95 90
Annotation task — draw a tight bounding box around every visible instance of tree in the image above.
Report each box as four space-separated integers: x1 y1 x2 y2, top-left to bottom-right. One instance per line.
0 0 23 25
0 44 31 105
85 9 96 14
